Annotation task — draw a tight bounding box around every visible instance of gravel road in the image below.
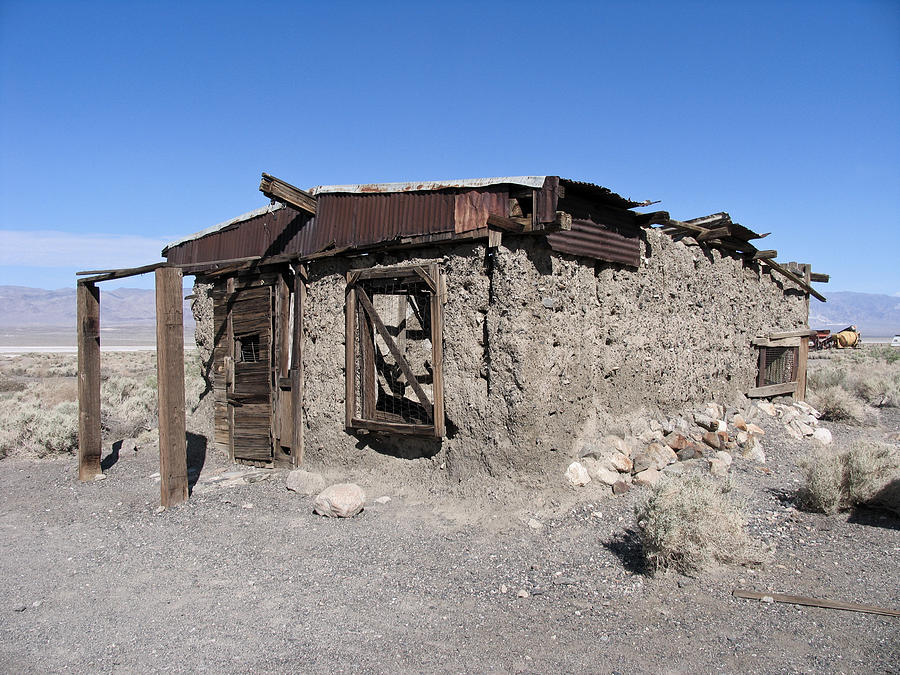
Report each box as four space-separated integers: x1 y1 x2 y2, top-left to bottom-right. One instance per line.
1 411 898 673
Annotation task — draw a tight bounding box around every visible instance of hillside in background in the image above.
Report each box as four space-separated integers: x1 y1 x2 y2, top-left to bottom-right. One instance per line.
809 291 900 337
0 286 195 328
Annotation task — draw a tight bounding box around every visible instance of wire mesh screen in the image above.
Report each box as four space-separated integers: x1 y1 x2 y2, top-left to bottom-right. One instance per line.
762 346 797 386
354 276 434 425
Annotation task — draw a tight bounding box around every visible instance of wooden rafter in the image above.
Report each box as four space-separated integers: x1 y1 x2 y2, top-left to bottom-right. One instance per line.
259 173 316 215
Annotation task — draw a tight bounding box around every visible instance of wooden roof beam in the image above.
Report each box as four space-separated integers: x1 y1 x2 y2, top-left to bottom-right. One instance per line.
259 173 316 215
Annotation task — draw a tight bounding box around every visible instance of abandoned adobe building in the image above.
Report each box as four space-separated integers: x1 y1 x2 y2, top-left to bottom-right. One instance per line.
76 174 828 505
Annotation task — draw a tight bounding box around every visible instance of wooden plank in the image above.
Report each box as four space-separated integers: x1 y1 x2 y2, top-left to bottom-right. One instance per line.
634 211 670 226
349 418 436 436
356 287 433 419
764 328 815 339
751 250 778 260
487 229 502 248
226 277 235 461
487 213 525 233
355 267 419 282
809 272 830 283
748 381 797 398
696 225 733 241
259 173 316 215
732 589 900 618
290 266 305 466
345 276 357 429
78 261 167 284
796 337 809 402
761 258 827 302
155 267 188 507
76 282 102 481
358 297 376 419
429 264 445 438
752 336 802 347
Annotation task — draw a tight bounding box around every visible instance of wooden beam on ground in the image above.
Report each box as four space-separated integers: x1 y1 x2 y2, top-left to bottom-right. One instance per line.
259 173 316 215
732 589 900 618
760 258 827 302
290 266 305 466
809 272 830 283
155 266 189 507
77 281 102 481
748 381 797 398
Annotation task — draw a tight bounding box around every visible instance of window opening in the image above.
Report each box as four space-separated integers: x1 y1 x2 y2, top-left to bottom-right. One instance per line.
346 266 444 436
235 333 261 363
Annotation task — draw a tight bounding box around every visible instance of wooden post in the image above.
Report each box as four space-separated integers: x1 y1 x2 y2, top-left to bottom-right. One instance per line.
290 266 306 466
429 264 446 438
345 273 357 429
155 266 188 507
796 337 809 402
77 281 102 480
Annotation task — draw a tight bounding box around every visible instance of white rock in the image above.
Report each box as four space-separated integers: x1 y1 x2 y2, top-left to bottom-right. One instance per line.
286 469 326 495
517 589 530 598
314 483 366 518
634 467 661 487
500 584 508 594
796 422 815 437
708 458 729 477
716 420 728 433
756 401 777 417
565 462 591 487
742 439 766 463
374 496 392 505
527 518 544 530
607 452 633 473
594 466 620 486
812 427 833 445
715 450 733 466
661 463 685 476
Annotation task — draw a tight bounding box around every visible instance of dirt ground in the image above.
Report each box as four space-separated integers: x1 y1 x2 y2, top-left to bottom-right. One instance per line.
1 365 899 673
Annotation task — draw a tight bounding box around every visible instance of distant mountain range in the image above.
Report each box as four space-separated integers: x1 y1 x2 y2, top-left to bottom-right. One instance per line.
809 291 900 337
0 286 195 328
1 285 897 337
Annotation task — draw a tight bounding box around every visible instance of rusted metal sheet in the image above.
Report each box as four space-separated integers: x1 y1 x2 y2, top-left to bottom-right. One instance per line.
164 206 310 265
310 176 548 195
546 219 641 267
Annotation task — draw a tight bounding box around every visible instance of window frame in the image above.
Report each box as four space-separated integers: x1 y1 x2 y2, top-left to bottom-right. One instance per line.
345 264 445 438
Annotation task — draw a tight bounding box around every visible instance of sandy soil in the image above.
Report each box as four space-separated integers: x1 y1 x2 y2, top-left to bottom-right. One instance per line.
1 401 898 673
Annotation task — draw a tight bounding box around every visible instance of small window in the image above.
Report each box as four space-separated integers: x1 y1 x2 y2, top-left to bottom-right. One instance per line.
759 346 797 387
345 264 445 437
235 334 261 363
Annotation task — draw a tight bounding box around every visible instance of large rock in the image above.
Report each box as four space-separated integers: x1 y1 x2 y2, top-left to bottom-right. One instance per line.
647 443 677 469
565 462 591 487
813 427 833 445
664 432 690 451
708 458 729 477
694 413 718 432
314 483 366 518
286 469 326 495
607 452 633 473
634 467 661 487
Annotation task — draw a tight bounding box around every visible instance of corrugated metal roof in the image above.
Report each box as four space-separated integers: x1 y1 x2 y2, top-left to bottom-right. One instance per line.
162 203 286 254
310 176 549 195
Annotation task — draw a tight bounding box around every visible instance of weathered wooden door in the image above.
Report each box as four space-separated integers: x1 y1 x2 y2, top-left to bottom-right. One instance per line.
228 285 274 463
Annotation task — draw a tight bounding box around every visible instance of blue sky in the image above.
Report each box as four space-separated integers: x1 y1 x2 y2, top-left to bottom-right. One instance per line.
1 0 898 295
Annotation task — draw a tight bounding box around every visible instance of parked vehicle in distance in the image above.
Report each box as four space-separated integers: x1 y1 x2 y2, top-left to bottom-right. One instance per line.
891 335 900 347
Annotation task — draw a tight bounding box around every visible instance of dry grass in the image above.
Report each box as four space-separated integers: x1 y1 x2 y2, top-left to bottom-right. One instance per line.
635 476 771 576
798 441 900 516
807 346 900 420
0 351 205 459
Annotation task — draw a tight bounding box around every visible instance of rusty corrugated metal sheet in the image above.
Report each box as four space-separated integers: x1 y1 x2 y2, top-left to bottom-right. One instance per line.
546 219 641 267
163 176 644 268
164 206 310 265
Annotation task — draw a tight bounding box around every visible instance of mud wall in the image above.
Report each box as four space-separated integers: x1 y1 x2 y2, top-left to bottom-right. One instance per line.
298 230 807 485
190 230 807 486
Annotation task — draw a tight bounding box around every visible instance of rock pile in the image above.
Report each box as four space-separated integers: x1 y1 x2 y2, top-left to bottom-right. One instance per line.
565 398 832 493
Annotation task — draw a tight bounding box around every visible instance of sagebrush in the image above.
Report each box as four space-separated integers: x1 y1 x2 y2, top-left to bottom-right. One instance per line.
798 441 900 515
635 476 771 575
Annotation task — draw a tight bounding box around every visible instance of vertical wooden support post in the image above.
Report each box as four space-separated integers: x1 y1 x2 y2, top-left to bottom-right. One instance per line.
155 266 188 507
796 337 809 402
344 272 357 429
429 264 446 438
290 266 306 467
77 281 102 480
